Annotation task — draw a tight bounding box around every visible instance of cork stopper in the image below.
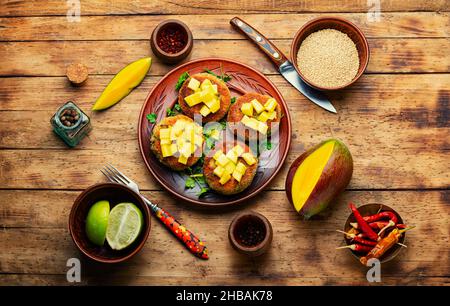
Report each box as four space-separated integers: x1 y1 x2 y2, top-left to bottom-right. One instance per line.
66 63 89 86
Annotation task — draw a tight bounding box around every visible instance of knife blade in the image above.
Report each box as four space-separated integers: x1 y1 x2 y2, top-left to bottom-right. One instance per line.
230 17 337 113
279 61 337 113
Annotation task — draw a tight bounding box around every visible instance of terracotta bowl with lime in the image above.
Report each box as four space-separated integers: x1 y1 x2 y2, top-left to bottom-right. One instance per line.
69 183 151 263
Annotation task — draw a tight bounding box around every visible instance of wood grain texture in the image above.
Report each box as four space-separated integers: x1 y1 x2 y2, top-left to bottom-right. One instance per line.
0 190 448 285
1 13 449 41
1 39 449 76
0 75 448 190
2 0 449 16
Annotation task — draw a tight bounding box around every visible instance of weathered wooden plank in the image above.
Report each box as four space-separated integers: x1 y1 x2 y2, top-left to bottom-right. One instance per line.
0 74 448 190
2 0 448 17
0 39 449 76
1 13 449 41
0 190 448 285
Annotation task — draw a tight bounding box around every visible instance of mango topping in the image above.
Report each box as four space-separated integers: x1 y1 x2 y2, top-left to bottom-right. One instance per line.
240 97 278 133
159 119 203 161
212 145 254 185
242 152 256 166
264 98 278 112
184 78 222 117
241 103 253 117
251 99 265 114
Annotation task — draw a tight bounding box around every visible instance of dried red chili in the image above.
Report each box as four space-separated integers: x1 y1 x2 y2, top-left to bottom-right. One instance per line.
157 26 187 54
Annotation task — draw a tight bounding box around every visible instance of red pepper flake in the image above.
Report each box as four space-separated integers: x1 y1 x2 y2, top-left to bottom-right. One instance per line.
157 26 187 54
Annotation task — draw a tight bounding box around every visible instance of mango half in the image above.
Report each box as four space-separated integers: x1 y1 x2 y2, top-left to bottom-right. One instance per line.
285 139 353 219
92 57 152 111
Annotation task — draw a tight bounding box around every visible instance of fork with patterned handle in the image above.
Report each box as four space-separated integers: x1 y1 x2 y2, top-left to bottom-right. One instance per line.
101 164 208 259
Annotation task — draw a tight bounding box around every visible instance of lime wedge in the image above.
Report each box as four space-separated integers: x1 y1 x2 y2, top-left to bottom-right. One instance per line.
106 203 144 250
85 200 110 246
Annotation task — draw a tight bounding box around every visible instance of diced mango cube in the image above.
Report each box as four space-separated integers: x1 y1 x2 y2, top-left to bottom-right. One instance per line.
241 103 253 117
251 99 265 114
194 134 203 147
208 98 220 113
187 78 200 91
264 98 278 112
216 154 230 167
241 115 252 125
257 122 268 135
162 144 175 157
178 155 188 165
232 170 243 182
235 162 247 174
267 110 277 120
242 152 256 166
159 128 171 140
242 117 260 131
219 172 231 185
225 162 236 175
184 92 203 107
213 166 225 178
212 84 218 94
210 129 221 140
257 111 270 122
200 105 211 117
213 150 224 161
180 142 192 158
172 120 187 136
200 79 213 90
232 145 244 157
200 90 215 103
226 149 238 164
160 138 171 145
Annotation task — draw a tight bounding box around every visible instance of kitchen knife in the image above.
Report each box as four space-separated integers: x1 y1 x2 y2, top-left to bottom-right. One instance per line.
230 17 337 113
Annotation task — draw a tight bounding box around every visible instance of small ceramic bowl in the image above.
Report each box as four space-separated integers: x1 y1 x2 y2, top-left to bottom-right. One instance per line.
229 211 273 257
69 183 151 263
343 203 405 264
150 19 193 64
291 16 369 91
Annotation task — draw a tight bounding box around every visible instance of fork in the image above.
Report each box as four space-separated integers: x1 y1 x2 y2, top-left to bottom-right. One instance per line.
101 164 208 259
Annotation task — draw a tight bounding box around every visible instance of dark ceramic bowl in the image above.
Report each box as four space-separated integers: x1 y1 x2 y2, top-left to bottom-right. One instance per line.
229 211 273 257
343 203 405 264
291 16 369 91
150 19 193 64
69 183 151 263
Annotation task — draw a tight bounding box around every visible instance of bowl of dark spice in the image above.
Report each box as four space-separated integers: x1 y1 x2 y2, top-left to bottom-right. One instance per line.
291 16 369 91
150 19 193 64
229 211 273 257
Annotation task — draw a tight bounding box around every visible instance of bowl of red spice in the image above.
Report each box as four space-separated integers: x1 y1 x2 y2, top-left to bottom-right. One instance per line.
291 16 369 91
151 19 193 64
229 211 273 257
339 203 411 265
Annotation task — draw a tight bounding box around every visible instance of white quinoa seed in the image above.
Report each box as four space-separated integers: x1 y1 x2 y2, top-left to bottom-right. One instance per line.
297 29 359 88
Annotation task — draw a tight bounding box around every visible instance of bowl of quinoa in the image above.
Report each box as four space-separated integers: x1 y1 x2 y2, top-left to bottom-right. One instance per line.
291 16 369 91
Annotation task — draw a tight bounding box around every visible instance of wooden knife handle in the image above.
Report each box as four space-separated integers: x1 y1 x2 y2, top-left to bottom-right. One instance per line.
230 17 288 68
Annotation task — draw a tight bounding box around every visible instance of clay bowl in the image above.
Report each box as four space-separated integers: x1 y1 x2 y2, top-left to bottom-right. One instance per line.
229 211 273 257
150 19 193 64
291 16 369 91
69 183 151 263
343 203 406 264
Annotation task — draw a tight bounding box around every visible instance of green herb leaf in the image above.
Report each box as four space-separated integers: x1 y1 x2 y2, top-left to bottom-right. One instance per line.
231 97 236 104
174 103 182 112
175 72 190 90
197 187 210 197
204 69 232 83
263 140 272 150
185 177 196 189
146 113 157 123
166 107 176 117
206 137 216 149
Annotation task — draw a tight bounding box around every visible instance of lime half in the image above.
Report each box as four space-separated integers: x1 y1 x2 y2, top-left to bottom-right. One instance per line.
106 203 144 250
86 200 110 246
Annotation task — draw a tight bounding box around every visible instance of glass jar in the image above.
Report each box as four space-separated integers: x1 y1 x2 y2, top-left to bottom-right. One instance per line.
50 101 91 147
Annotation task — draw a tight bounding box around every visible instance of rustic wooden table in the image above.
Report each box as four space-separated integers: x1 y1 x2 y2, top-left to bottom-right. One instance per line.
0 1 449 286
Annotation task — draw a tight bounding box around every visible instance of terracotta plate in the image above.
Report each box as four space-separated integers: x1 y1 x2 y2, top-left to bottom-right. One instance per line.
138 58 291 207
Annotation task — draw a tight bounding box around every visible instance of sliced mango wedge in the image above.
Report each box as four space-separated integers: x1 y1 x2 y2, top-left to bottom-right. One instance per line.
92 57 152 111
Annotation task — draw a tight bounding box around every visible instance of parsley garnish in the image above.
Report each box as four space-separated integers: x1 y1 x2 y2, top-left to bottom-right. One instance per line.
175 72 190 90
174 103 182 112
185 177 196 189
146 113 157 123
231 97 236 104
166 107 176 117
197 187 210 197
204 69 232 82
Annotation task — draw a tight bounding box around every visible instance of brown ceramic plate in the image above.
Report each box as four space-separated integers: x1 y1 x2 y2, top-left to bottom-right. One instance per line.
344 203 406 264
138 58 291 207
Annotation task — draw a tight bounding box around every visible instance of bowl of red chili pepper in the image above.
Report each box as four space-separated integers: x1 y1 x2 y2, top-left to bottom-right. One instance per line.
150 19 193 64
338 203 412 265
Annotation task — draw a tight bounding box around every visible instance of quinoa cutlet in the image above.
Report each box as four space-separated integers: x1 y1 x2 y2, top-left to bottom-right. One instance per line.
178 73 231 123
150 114 203 171
203 142 258 195
227 92 282 141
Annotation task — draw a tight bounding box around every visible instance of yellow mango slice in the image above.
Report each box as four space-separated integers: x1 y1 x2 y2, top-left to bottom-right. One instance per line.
257 122 268 135
257 111 270 122
178 155 188 165
212 84 218 94
235 162 247 174
226 149 238 164
242 152 256 166
219 172 231 185
216 154 230 168
225 162 236 175
232 145 244 157
187 78 200 91
208 98 220 113
213 150 224 161
200 79 213 90
213 166 225 178
160 138 171 145
264 98 278 112
241 103 253 117
251 99 265 114
232 170 243 182
185 92 203 107
291 141 335 213
200 105 211 117
267 110 277 120
162 143 177 157
92 57 151 111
